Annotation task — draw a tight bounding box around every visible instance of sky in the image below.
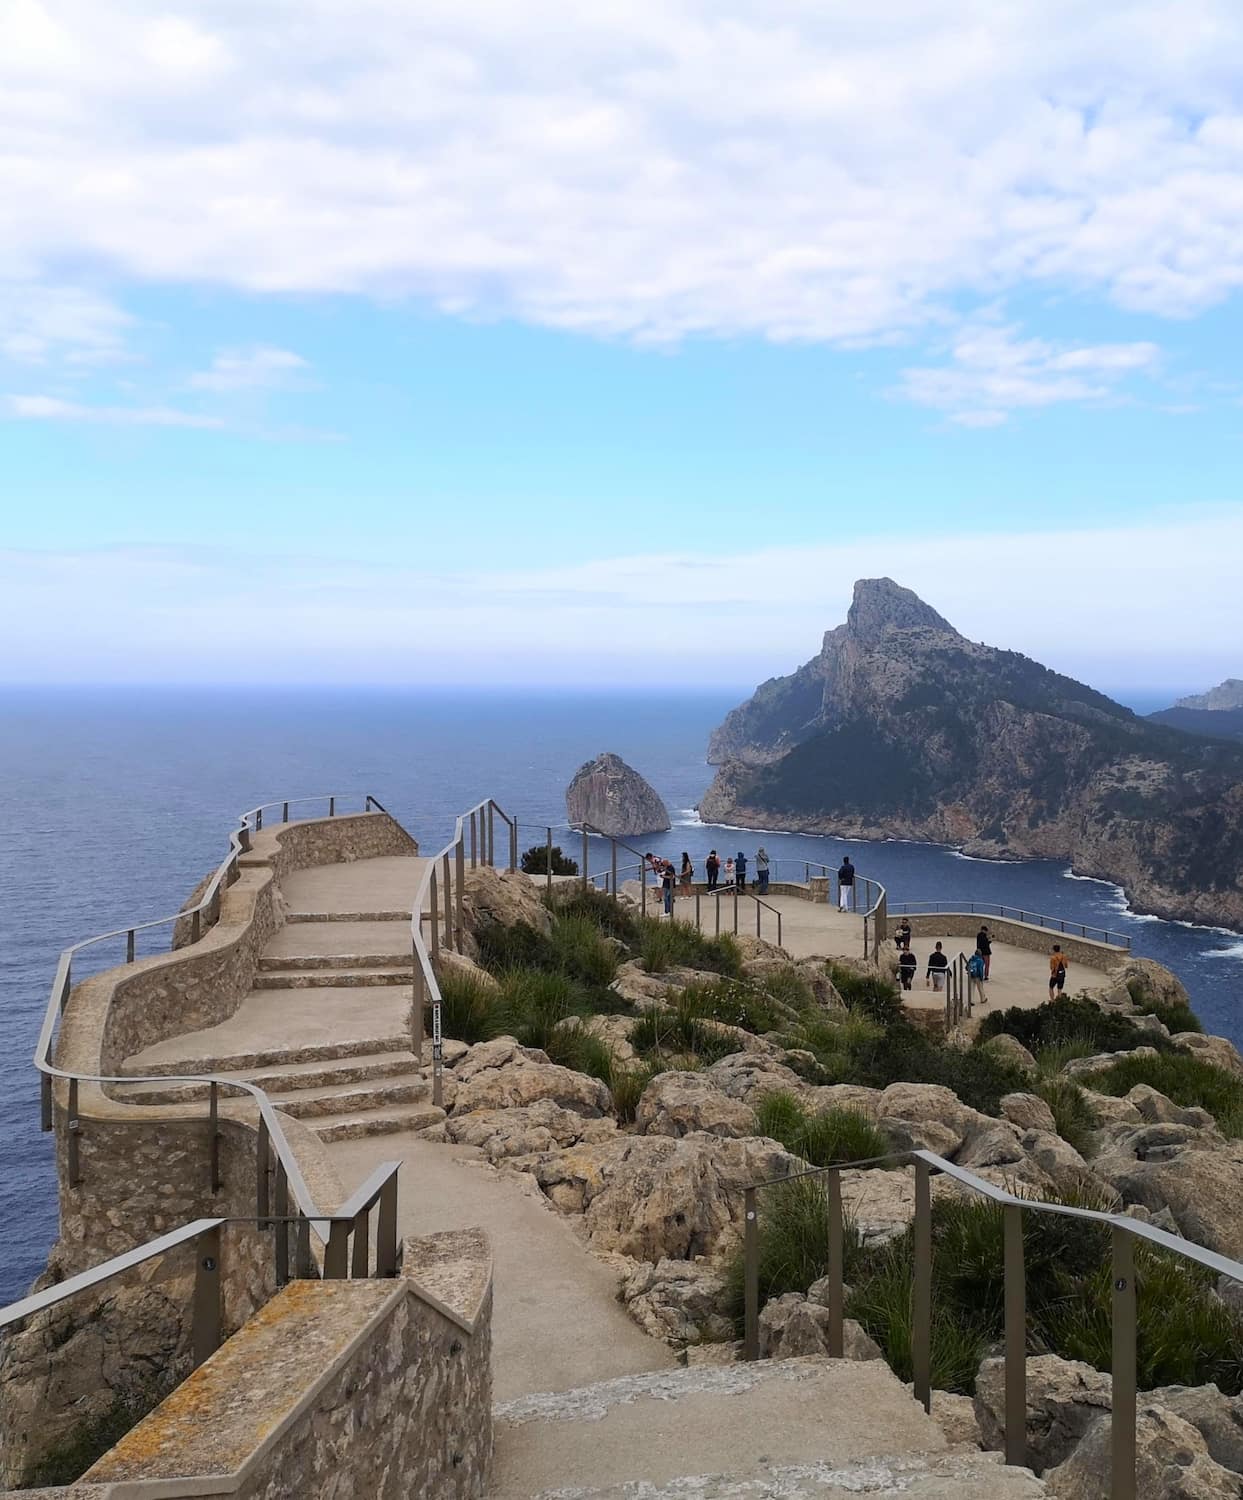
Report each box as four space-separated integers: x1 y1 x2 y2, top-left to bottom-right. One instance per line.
3 1 1243 696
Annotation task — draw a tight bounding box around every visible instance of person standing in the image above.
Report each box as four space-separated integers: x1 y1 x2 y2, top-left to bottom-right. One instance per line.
898 947 917 990
975 925 993 980
661 860 676 916
724 856 735 888
705 850 720 890
837 856 855 911
1048 945 1069 996
680 851 694 899
756 846 770 894
967 950 987 1007
926 941 949 991
895 918 912 952
735 850 748 893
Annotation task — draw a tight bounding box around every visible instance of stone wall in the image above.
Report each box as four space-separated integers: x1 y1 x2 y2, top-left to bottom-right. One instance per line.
897 912 1124 971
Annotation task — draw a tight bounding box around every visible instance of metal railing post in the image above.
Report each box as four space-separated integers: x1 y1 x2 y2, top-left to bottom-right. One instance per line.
487 803 495 866
611 840 618 904
256 1115 270 1226
733 886 739 934
351 1206 371 1278
41 1072 52 1132
776 912 782 947
455 839 465 954
429 870 440 960
1112 1229 1137 1500
755 901 761 939
67 1078 81 1186
295 1215 314 1279
377 1172 399 1277
743 1186 759 1360
546 826 553 895
192 1224 222 1368
1004 1203 1027 1468
208 1082 221 1193
470 812 478 869
912 1158 932 1413
329 795 335 817
325 1220 350 1279
827 1171 844 1358
509 817 517 872
126 929 135 963
695 892 701 930
715 893 720 936
412 956 424 1064
274 1159 290 1286
282 800 289 822
582 826 589 891
442 852 453 949
191 908 201 944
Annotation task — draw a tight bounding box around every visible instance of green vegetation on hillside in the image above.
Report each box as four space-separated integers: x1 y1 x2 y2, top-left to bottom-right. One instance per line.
975 994 1175 1057
1088 1051 1243 1137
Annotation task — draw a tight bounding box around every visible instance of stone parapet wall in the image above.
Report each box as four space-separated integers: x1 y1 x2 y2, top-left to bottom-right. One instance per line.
898 913 1124 971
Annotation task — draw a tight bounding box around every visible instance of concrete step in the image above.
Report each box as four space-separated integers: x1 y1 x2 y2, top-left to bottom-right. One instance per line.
286 909 411 923
310 1101 446 1142
275 1074 430 1120
113 1051 424 1106
120 1033 413 1079
253 967 413 990
258 952 412 972
488 1359 1047 1500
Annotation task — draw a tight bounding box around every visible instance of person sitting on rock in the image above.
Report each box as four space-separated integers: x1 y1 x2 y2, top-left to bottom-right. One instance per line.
898 947 917 990
926 941 949 991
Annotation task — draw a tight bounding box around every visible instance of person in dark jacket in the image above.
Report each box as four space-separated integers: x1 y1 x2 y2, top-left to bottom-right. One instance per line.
837 856 855 910
661 860 676 915
735 851 748 892
895 918 912 952
926 941 949 991
705 850 720 890
898 948 918 990
975 925 992 980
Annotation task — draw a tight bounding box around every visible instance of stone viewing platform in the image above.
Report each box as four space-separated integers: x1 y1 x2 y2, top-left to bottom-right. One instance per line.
5 794 1237 1498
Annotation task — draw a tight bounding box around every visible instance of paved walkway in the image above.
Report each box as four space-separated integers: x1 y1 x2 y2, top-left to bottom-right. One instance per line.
899 936 1072 1020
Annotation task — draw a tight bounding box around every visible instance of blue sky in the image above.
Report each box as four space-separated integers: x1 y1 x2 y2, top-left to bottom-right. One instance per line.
4 1 1243 693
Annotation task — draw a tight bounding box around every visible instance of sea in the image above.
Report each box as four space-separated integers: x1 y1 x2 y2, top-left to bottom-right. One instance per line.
2 685 1241 1304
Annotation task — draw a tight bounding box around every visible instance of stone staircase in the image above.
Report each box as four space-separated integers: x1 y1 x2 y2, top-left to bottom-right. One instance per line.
488 1359 1048 1499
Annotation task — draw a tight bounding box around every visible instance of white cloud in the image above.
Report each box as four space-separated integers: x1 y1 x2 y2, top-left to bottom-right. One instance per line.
5 394 223 427
0 281 132 365
897 324 1162 424
188 345 310 391
2 508 1239 689
3 2 1243 359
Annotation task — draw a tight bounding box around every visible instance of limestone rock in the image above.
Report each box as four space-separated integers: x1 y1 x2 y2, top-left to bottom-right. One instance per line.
975 1354 1112 1473
451 1037 612 1118
704 1052 811 1104
907 1388 984 1449
757 1294 882 1362
445 1099 618 1160
980 1034 1038 1074
621 1258 733 1345
523 1132 803 1261
610 959 673 1006
1175 1034 1243 1080
1001 1092 1058 1134
957 1120 1027 1171
565 752 670 836
1082 1093 1144 1129
805 1083 883 1120
1019 1129 1098 1195
1045 1404 1241 1498
1148 1384 1243 1475
877 1082 981 1147
579 1012 637 1063
683 1340 743 1367
1126 1084 1219 1132
879 1116 962 1158
433 949 500 992
839 1167 917 1247
460 865 553 945
1063 1045 1161 1078
635 1071 757 1140
1119 956 1193 1011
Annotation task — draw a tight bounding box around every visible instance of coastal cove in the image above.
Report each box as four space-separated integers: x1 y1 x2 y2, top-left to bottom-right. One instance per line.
2 685 1241 1305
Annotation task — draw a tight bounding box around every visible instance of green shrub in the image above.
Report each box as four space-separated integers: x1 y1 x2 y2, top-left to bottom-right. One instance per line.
723 1175 866 1319
520 843 578 875
1088 1052 1243 1136
544 1020 616 1082
976 995 1174 1057
609 1060 657 1123
828 963 904 1026
638 919 742 977
760 966 815 1013
1140 998 1205 1036
436 969 506 1045
754 1090 891 1169
548 912 623 988
1032 1076 1098 1158
845 1027 1028 1115
677 977 783 1036
476 920 560 975
630 992 738 1066
497 969 589 1052
550 886 640 944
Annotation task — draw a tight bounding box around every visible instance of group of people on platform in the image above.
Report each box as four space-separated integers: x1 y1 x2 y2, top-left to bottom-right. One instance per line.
893 918 1072 999
643 846 775 914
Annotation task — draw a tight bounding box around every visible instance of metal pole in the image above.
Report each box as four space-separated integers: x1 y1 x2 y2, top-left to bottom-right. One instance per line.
67 1078 81 1186
282 800 289 822
274 1159 289 1286
827 1171 844 1358
611 840 618 904
743 1187 759 1360
191 908 201 943
733 886 738 934
1004 1203 1026 1468
208 1082 220 1193
432 980 443 1109
509 817 517 873
488 804 495 866
715 893 720 936
777 912 782 947
442 852 453 949
429 870 439 959
695 892 701 930
455 838 465 954
912 1158 932 1413
256 1115 270 1225
1112 1229 1137 1500
41 1072 52 1132
192 1224 222 1367
325 1221 349 1280
470 812 478 868
546 826 553 896
126 929 135 963
582 826 589 892
351 1206 371 1278
412 956 424 1064
755 901 761 939
377 1172 399 1277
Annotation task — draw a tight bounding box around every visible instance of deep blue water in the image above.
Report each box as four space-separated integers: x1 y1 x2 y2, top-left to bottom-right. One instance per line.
1 687 1240 1303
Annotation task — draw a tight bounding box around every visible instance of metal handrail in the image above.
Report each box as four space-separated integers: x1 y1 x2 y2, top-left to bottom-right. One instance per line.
741 1146 1243 1499
31 793 397 1275
887 899 1131 951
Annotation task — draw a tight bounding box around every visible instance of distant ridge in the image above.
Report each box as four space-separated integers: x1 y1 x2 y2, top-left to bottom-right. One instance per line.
701 578 1243 928
1175 679 1243 711
1149 705 1243 743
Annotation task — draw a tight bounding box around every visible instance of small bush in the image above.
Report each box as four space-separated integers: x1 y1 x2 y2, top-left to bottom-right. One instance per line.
476 920 560 975
1088 1051 1243 1136
761 966 815 1013
1032 1076 1098 1158
548 912 623 988
1141 998 1205 1036
497 969 589 1052
976 995 1174 1057
828 964 904 1026
436 969 505 1045
520 843 578 875
551 886 640 944
544 1020 616 1082
678 977 783 1036
723 1175 866 1320
845 1027 1028 1115
754 1090 890 1169
630 992 738 1066
609 1059 657 1123
638 919 742 978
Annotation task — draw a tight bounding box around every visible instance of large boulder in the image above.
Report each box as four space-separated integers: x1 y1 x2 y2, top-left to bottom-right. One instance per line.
1149 1385 1243 1476
565 751 670 836
620 1258 733 1345
1045 1404 1241 1498
980 1034 1038 1074
523 1132 803 1261
1092 1130 1243 1256
876 1082 983 1149
839 1167 917 1248
1063 1046 1162 1079
1174 1034 1243 1081
459 865 554 945
451 1036 612 1118
704 1052 811 1104
975 1354 1112 1473
635 1071 757 1140
805 1083 884 1120
1126 1084 1219 1132
1001 1092 1058 1134
757 1294 882 1362
445 1099 618 1160
1119 956 1193 1012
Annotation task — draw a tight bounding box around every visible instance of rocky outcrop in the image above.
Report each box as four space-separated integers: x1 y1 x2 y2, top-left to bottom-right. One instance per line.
620 1259 733 1346
634 1071 757 1140
975 1354 1113 1473
757 1294 882 1362
445 1099 619 1160
1092 1127 1243 1256
1045 1404 1241 1497
450 1037 613 1118
1176 680 1243 712
565 752 670 836
701 577 1243 928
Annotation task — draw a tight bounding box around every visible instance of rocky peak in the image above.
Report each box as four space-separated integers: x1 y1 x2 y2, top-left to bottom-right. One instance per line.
1176 678 1243 711
844 578 958 645
566 752 671 837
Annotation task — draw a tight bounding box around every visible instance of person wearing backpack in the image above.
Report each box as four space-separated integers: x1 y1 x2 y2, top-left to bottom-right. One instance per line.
1048 944 1069 996
967 950 987 1007
975 925 992 979
735 850 748 893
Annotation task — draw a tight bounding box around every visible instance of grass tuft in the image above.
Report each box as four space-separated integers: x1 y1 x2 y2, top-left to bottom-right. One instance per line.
753 1090 890 1169
1087 1051 1243 1136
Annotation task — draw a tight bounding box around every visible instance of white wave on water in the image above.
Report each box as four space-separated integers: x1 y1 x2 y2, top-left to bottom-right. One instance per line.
1205 941 1243 961
948 849 1019 865
1061 866 1241 935
673 808 703 826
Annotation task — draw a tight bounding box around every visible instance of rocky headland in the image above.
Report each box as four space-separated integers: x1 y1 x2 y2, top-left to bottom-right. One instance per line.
700 578 1243 928
1177 679 1243 712
566 751 671 836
